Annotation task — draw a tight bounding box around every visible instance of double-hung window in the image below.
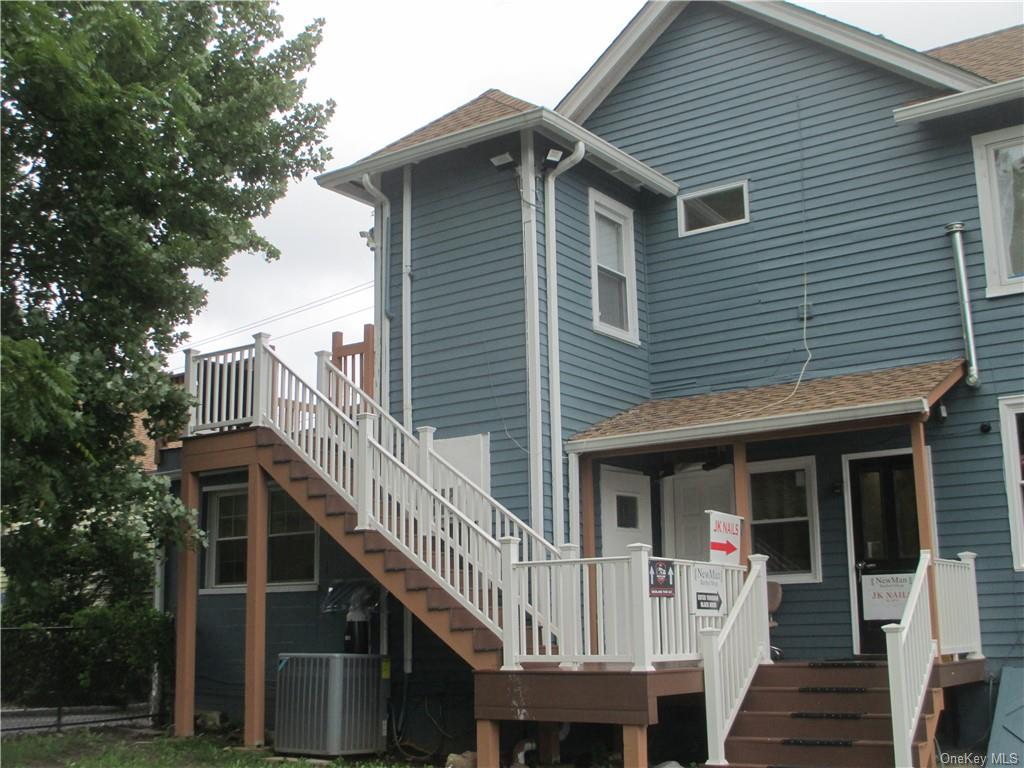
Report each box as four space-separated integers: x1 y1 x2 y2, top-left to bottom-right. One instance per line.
589 189 639 344
972 125 1024 297
999 395 1024 571
748 456 822 583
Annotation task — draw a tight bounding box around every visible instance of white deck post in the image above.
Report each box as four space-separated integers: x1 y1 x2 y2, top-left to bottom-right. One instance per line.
628 543 654 672
958 551 983 658
314 351 331 465
355 411 375 530
558 543 580 666
182 348 197 435
501 536 521 670
749 554 772 664
701 626 726 766
315 351 331 394
251 333 271 427
883 623 910 768
417 426 436 486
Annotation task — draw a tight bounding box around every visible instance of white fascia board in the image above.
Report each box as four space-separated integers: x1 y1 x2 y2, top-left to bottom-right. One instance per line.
893 78 1024 124
565 397 930 454
731 2 989 93
316 109 677 203
557 1 687 123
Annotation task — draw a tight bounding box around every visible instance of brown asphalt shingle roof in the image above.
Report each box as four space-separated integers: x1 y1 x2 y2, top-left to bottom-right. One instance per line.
571 360 964 443
360 89 537 163
927 26 1024 83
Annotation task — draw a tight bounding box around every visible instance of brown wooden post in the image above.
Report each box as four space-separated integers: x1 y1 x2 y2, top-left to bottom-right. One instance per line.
538 722 561 764
580 456 600 650
174 470 200 737
622 724 649 768
243 463 268 746
361 323 375 398
476 719 501 767
910 420 942 651
732 442 753 568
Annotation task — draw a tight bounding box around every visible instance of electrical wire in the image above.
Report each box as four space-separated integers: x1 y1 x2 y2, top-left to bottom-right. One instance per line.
270 304 374 342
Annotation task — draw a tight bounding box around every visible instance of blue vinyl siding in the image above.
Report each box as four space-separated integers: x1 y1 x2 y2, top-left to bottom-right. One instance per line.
403 140 532 524
581 2 1022 665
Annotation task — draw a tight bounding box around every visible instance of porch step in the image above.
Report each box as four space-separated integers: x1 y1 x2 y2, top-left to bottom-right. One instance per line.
725 736 903 768
730 711 892 740
743 686 891 713
754 661 890 687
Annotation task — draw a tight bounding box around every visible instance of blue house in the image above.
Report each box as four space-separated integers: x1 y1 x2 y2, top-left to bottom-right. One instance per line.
168 4 1023 767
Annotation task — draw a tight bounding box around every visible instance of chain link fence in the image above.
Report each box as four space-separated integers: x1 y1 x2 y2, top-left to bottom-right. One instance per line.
1 624 170 735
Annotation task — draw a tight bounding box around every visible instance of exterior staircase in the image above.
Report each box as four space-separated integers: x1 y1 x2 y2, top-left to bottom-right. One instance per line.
724 661 944 768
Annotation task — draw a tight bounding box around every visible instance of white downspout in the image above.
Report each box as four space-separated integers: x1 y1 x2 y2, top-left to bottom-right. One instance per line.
402 166 413 428
945 222 980 387
361 173 391 406
544 142 586 545
520 131 544 536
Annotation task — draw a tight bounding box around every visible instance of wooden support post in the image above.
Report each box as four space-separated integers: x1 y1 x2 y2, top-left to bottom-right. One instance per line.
622 724 649 768
538 722 561 765
732 442 753 569
173 471 200 737
361 323 376 398
580 456 599 650
243 464 268 747
910 420 941 651
476 719 501 767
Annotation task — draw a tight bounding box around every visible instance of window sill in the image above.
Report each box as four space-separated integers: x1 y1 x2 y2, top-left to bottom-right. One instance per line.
199 582 319 596
765 572 822 586
593 322 641 347
678 216 750 238
985 279 1024 299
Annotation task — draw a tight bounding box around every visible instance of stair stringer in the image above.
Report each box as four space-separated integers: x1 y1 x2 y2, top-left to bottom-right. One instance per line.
253 429 503 671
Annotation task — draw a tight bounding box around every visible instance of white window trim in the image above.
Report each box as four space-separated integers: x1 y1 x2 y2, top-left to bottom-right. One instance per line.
972 125 1024 298
999 394 1024 571
677 179 750 237
748 455 822 585
201 486 320 594
589 189 640 345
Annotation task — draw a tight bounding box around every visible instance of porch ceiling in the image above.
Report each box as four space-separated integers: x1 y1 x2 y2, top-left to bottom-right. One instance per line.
568 359 964 453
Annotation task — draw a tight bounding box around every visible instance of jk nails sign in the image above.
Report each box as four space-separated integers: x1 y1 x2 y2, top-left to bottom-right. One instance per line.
708 509 742 566
862 573 914 621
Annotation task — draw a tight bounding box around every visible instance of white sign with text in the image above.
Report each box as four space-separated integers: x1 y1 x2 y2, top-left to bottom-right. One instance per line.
707 509 742 566
862 573 914 621
689 562 726 616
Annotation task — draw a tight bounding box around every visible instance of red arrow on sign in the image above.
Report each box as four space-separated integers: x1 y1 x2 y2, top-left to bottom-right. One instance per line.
710 540 737 555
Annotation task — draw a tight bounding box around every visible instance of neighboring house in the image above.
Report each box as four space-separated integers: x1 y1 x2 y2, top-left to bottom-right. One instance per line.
167 4 1023 767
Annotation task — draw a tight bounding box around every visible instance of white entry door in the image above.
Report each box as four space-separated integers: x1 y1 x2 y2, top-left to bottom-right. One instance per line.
599 468 653 556
661 466 735 560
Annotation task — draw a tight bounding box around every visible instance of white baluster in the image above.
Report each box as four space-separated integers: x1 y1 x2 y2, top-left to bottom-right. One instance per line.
628 543 654 672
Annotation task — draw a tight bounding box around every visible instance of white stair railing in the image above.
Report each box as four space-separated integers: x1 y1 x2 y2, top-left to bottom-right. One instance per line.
934 552 983 658
884 550 937 768
702 554 771 767
318 356 559 564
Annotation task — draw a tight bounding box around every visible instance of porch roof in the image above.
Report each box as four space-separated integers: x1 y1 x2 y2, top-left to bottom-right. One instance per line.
567 359 964 453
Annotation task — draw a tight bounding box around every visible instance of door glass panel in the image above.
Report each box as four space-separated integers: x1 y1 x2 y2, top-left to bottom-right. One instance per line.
616 495 639 529
752 521 811 573
892 467 919 559
858 470 887 560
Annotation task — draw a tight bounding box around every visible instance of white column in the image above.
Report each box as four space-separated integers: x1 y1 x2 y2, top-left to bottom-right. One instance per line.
501 536 521 671
749 554 772 664
417 425 435 486
883 623 910 768
355 411 375 530
701 626 726 766
628 543 654 672
251 333 271 427
558 543 580 667
182 348 197 435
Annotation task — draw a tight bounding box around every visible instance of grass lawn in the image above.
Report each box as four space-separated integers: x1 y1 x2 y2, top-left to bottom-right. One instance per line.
0 729 419 768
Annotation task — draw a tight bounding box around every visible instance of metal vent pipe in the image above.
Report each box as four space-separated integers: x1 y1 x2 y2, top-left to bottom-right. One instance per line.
945 222 980 387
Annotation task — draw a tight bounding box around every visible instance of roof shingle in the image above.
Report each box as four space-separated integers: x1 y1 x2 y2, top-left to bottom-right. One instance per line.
571 360 964 444
927 26 1024 83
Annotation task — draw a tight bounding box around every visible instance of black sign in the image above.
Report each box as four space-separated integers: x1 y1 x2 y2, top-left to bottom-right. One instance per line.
695 592 722 612
649 559 675 597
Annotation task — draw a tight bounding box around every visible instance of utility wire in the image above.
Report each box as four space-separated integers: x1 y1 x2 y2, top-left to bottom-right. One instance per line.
271 304 374 342
185 281 373 348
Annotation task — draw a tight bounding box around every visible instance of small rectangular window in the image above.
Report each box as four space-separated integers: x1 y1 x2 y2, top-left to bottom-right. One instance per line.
972 125 1024 297
678 180 749 236
616 495 639 529
589 189 639 344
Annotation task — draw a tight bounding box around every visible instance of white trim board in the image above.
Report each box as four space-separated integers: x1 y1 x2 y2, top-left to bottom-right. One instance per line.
840 447 937 657
998 395 1024 571
894 78 1024 124
557 1 987 124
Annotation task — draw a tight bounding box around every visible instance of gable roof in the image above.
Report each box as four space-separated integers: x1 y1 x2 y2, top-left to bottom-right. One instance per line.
359 89 537 163
557 1 990 124
928 26 1024 84
317 90 678 204
568 359 964 452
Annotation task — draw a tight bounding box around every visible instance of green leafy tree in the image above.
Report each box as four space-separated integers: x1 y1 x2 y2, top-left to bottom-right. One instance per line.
0 0 335 638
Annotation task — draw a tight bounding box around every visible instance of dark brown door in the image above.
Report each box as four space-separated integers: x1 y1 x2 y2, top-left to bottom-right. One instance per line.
850 454 920 654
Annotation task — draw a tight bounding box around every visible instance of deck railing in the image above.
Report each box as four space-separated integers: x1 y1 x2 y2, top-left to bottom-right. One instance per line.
884 551 937 768
702 554 771 766
934 552 983 658
184 343 257 433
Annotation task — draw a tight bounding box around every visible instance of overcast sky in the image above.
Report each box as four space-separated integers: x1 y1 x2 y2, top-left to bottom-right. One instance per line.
172 0 1023 380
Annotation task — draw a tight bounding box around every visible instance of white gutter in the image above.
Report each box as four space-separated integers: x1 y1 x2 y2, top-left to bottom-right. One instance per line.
317 109 678 203
544 141 586 546
402 165 413 429
945 222 980 387
361 173 391 406
566 397 932 455
520 131 544 537
893 78 1024 124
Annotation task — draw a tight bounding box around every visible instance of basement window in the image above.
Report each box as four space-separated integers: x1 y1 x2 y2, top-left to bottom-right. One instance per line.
678 180 749 236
